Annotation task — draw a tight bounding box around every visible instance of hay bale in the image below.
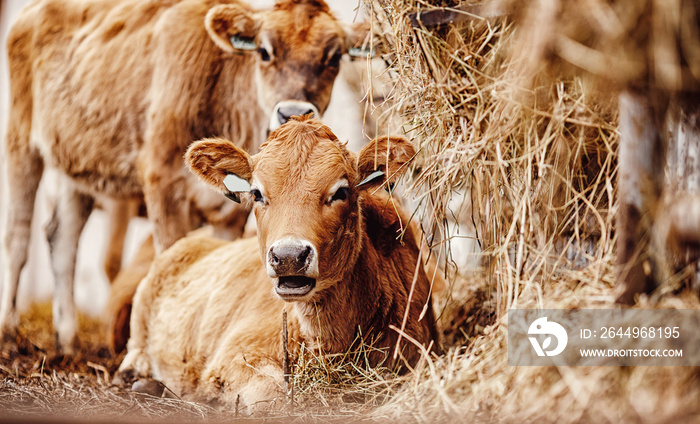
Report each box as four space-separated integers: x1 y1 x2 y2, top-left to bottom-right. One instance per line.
369 0 618 310
360 1 700 422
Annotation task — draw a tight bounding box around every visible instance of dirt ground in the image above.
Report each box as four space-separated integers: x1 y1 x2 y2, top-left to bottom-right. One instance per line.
0 304 220 422
0 291 491 424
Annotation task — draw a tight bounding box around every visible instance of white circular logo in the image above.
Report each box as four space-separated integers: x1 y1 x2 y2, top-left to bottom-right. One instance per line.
528 317 568 357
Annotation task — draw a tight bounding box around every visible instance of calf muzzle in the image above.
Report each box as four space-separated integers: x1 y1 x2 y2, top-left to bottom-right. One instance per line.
267 238 319 298
270 101 319 131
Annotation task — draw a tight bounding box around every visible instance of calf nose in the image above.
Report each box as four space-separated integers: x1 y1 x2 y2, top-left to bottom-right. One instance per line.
267 238 318 277
269 245 311 271
270 101 320 131
277 105 315 123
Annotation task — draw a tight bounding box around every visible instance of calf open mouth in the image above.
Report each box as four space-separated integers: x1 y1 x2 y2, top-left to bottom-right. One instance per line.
276 276 316 297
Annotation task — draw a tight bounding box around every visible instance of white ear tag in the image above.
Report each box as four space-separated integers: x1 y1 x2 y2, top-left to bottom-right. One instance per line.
223 174 251 203
230 36 257 51
348 46 374 59
223 174 251 192
357 169 385 188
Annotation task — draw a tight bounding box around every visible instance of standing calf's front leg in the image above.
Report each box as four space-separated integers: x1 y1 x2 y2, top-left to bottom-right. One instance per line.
142 167 191 253
45 178 94 354
140 120 195 253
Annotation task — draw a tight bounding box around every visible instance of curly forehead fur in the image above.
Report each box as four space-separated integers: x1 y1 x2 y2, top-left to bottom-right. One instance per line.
257 115 353 176
264 0 339 48
273 0 330 15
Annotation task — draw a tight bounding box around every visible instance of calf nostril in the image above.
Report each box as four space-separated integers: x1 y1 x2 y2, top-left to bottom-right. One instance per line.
277 109 289 124
298 245 312 264
269 251 280 267
269 241 315 275
277 106 316 124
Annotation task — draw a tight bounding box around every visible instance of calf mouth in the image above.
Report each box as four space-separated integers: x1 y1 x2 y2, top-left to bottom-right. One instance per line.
276 276 316 298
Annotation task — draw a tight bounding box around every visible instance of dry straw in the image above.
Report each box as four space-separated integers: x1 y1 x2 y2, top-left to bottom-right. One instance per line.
369 0 618 312
361 0 700 422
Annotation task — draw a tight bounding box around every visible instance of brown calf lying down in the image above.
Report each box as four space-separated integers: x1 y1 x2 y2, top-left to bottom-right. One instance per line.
106 224 444 355
105 227 223 353
116 116 439 410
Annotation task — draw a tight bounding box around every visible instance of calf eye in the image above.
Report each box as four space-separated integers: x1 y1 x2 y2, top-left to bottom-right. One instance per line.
330 187 350 203
258 47 271 62
251 189 264 203
328 51 342 68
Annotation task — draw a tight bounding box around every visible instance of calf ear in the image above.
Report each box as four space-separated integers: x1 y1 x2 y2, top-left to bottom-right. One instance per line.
356 135 416 190
205 4 257 53
185 138 253 201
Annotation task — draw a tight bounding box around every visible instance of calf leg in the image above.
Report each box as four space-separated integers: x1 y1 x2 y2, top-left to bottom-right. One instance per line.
106 234 155 354
116 348 153 386
144 175 190 253
204 356 285 413
103 199 139 282
0 147 43 345
2 20 43 346
652 194 700 286
139 114 195 253
45 179 94 353
141 159 191 253
115 263 159 384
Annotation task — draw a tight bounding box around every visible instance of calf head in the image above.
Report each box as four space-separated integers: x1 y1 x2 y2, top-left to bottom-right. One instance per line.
205 0 370 131
186 116 415 301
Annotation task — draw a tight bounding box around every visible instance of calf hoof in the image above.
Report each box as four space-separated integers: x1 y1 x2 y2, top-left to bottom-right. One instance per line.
54 333 78 356
133 378 177 399
0 326 19 354
0 313 19 341
113 367 137 386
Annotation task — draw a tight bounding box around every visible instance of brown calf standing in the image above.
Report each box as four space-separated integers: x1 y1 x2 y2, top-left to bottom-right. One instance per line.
116 116 439 411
